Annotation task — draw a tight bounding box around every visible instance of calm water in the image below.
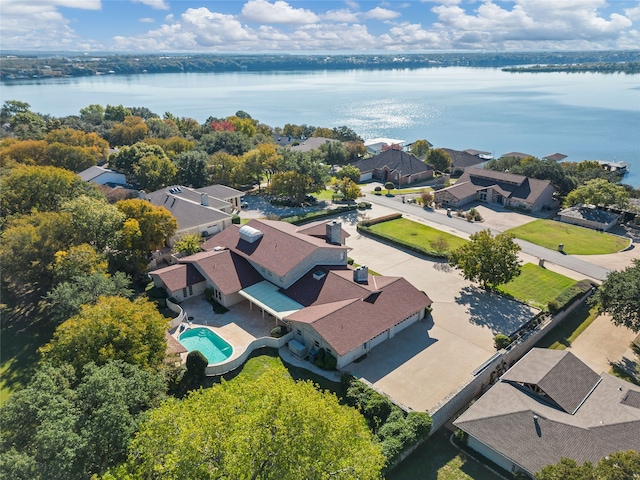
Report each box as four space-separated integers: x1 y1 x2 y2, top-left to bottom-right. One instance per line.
3 68 639 185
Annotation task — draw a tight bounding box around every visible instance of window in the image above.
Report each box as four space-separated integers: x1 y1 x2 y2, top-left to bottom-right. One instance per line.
314 340 320 348
182 288 187 297
296 329 302 336
188 285 193 296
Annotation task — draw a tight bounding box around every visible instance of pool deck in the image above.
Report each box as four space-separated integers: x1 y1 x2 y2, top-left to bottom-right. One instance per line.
172 297 277 363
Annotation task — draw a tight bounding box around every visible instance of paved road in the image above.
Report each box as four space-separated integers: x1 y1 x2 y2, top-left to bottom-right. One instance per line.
363 193 612 281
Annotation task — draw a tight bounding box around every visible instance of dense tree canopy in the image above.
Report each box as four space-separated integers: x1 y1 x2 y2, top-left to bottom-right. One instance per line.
450 230 522 289
0 361 166 480
564 178 630 208
173 149 209 187
536 450 640 480
427 148 452 172
110 141 168 176
591 259 640 332
60 195 125 250
107 366 385 479
115 198 177 252
410 139 431 157
39 296 169 374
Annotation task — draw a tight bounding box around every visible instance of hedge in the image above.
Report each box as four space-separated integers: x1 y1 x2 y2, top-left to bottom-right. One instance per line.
548 279 595 314
358 213 402 227
280 205 358 225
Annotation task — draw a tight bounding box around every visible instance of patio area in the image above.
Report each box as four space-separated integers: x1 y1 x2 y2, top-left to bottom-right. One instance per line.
176 296 279 361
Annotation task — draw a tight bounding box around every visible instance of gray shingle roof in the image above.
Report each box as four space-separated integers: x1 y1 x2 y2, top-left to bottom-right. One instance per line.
454 349 640 475
196 185 243 201
353 149 433 177
441 148 485 169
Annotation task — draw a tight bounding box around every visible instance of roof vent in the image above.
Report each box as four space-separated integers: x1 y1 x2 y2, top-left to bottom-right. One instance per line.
213 246 225 251
353 265 368 283
239 225 264 244
200 192 209 206
313 270 326 281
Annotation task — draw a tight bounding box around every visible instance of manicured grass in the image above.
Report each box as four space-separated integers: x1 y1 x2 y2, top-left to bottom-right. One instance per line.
506 219 629 255
367 217 468 254
497 263 577 310
314 189 335 200
387 430 503 480
535 302 599 350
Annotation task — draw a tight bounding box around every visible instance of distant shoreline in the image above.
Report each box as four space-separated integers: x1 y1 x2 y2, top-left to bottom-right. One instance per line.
2 50 639 81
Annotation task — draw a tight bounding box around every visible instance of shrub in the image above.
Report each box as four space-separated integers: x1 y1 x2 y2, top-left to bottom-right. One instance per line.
347 257 355 265
231 214 241 224
494 333 512 350
358 201 372 210
186 350 208 379
270 325 288 338
454 428 468 445
374 186 382 195
548 299 560 314
421 191 434 207
406 412 432 441
358 213 402 227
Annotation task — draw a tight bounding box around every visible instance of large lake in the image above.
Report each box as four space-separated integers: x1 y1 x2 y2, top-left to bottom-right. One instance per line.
3 67 639 186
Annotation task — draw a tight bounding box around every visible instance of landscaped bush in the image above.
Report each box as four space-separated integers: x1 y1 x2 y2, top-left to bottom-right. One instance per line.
270 325 288 338
358 201 372 209
358 213 402 227
347 257 355 265
374 186 382 194
314 348 337 370
231 214 241 224
146 286 168 299
280 205 357 225
454 428 468 445
493 333 513 350
548 299 560 314
551 279 594 313
186 350 208 380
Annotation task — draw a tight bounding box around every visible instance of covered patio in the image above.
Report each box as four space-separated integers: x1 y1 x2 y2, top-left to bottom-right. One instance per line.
238 281 303 325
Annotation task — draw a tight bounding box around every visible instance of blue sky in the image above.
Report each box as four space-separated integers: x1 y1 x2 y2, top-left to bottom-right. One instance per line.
1 0 639 52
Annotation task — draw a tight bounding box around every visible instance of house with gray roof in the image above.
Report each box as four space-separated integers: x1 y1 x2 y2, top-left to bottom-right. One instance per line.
78 165 127 186
353 149 434 186
144 184 242 242
433 168 558 212
150 218 432 369
441 148 488 174
454 348 640 477
289 137 339 153
558 205 620 231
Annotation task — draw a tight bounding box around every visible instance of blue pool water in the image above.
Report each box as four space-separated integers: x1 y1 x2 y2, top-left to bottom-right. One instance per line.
179 328 233 364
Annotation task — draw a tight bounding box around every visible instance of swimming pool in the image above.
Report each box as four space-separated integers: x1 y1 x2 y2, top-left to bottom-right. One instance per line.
179 328 233 364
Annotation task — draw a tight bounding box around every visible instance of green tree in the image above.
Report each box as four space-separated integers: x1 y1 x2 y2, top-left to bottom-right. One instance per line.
385 181 395 195
338 164 361 183
109 116 149 147
110 366 384 479
428 148 452 172
0 211 73 291
52 243 108 284
110 141 168 176
564 178 629 208
0 164 100 217
79 103 105 125
134 154 177 191
173 149 209 187
115 198 177 252
45 271 133 325
61 195 125 251
410 139 431 157
591 259 640 332
198 131 252 156
536 458 596 480
104 104 132 122
0 361 165 480
450 229 522 289
40 296 169 374
319 141 349 165
595 450 640 480
269 170 314 203
44 142 97 172
173 233 203 256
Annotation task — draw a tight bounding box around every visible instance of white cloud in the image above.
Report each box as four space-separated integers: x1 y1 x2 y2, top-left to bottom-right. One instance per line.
364 7 401 21
322 8 360 23
132 0 169 10
139 17 155 23
624 5 640 21
241 0 319 25
379 22 449 49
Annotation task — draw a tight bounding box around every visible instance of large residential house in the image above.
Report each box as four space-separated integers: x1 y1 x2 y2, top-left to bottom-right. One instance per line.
433 168 558 211
143 185 243 243
363 137 407 155
150 219 433 369
353 149 434 186
290 137 339 153
454 349 640 478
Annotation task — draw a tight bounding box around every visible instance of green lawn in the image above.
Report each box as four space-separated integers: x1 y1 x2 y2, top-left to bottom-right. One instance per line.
367 218 468 254
497 263 577 310
387 430 503 480
535 302 599 350
506 219 629 255
314 189 335 200
371 187 433 195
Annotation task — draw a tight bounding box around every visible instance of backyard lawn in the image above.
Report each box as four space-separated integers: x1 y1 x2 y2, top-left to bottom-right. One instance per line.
535 301 599 350
367 217 468 254
497 263 577 310
387 429 503 480
505 219 630 255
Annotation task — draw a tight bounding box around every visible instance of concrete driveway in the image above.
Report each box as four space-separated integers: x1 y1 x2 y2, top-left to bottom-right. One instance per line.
338 205 538 412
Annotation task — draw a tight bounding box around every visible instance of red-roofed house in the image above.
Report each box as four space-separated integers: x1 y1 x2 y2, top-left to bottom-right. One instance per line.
150 218 432 369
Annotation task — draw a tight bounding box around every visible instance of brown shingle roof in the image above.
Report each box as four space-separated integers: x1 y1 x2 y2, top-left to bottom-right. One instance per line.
165 332 188 355
353 149 433 177
182 249 263 295
454 349 640 475
201 219 347 279
295 220 351 243
151 263 205 292
285 271 432 356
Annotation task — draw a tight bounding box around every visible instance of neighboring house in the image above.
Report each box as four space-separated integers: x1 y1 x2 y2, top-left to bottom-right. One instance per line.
501 152 535 160
290 137 339 153
441 148 488 174
463 149 493 160
353 149 434 186
144 185 238 242
596 160 630 174
454 349 640 478
364 137 406 155
433 168 558 211
150 219 432 369
558 205 620 231
543 153 568 162
196 184 244 211
78 165 127 186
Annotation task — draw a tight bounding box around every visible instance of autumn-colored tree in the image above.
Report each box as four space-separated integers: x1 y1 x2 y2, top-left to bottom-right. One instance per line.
0 138 48 165
40 296 169 374
52 243 108 284
144 136 195 159
109 115 148 146
45 128 109 161
173 233 203 256
108 366 384 479
115 199 177 252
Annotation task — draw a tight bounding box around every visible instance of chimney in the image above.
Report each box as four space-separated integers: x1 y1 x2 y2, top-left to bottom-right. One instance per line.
353 265 368 283
200 192 209 206
326 220 342 245
138 190 146 200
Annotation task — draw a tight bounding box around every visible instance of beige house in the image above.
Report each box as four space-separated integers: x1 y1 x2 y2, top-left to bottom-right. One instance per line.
150 219 432 369
434 168 558 212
